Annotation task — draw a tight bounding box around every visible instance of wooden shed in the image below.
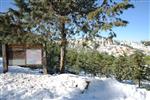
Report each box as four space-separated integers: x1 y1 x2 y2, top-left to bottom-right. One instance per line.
2 44 48 74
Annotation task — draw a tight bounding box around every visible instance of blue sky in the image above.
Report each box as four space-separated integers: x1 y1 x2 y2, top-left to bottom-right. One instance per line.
0 0 150 41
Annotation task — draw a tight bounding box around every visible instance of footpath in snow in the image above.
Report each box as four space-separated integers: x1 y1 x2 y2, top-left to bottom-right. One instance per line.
0 58 150 100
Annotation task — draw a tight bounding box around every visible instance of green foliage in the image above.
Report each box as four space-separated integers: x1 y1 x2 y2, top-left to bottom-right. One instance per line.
101 54 114 76
130 52 144 78
0 0 134 73
66 49 81 74
66 49 114 76
2 0 133 45
0 44 1 57
144 56 150 65
79 51 103 75
112 55 130 80
141 41 150 46
46 43 60 73
88 0 134 33
143 56 150 81
65 49 150 87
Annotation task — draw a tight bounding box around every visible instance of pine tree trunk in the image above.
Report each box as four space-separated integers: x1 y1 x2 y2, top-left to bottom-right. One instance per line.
60 22 66 73
138 78 141 88
43 50 48 74
42 42 48 74
2 44 8 73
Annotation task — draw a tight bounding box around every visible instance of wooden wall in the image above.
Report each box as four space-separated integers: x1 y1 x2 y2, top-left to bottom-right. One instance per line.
7 44 43 66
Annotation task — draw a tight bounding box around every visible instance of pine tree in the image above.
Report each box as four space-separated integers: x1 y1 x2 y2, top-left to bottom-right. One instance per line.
28 0 133 73
9 0 99 73
0 0 47 45
130 51 145 87
1 0 134 73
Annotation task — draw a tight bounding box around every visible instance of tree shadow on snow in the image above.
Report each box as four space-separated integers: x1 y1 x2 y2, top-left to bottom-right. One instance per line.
0 65 42 75
70 79 126 100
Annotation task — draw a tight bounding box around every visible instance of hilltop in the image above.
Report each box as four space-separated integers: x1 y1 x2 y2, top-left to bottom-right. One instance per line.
67 38 150 56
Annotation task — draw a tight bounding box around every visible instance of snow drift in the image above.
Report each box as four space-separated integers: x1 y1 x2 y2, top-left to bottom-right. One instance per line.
0 58 150 100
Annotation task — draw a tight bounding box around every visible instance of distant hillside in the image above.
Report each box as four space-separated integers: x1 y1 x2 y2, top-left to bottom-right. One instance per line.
67 37 150 56
141 41 150 46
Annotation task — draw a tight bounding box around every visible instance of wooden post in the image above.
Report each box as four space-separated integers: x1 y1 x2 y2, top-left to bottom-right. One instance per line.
2 44 8 73
42 50 48 74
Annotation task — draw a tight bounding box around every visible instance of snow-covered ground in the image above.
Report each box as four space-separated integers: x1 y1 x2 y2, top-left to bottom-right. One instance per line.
0 58 150 100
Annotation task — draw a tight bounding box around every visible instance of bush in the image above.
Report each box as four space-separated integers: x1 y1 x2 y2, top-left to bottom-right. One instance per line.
49 46 150 88
112 55 133 81
66 48 81 74
46 43 60 74
129 51 146 87
66 49 115 76
144 56 150 65
0 44 1 57
141 41 150 46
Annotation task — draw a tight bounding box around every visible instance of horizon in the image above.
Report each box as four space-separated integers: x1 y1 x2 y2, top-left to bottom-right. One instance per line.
0 0 150 42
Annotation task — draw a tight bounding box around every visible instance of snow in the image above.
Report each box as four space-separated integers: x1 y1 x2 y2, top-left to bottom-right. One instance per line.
119 40 150 55
0 58 150 100
68 39 150 56
77 78 150 100
96 45 135 56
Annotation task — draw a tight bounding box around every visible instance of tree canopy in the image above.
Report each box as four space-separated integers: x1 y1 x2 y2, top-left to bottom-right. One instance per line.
0 0 134 73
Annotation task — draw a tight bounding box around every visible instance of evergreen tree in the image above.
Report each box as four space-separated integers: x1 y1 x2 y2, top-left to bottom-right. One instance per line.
0 0 48 45
29 0 133 73
1 0 134 73
1 0 96 73
130 51 145 87
112 55 130 81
